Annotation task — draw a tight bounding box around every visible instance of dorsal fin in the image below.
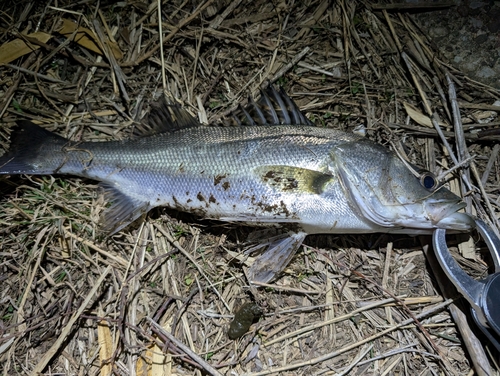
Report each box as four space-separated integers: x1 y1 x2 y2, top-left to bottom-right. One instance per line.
134 95 200 136
227 85 313 127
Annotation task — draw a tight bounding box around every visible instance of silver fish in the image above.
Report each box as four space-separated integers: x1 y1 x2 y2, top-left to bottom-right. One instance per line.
0 87 474 282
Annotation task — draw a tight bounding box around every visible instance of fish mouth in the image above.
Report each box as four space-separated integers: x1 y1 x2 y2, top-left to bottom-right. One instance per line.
425 200 475 231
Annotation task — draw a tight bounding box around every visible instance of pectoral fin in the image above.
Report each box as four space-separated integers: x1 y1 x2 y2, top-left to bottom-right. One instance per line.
254 165 334 194
246 231 307 283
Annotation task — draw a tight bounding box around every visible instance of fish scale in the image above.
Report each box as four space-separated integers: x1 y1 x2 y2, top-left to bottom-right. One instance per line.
59 125 371 233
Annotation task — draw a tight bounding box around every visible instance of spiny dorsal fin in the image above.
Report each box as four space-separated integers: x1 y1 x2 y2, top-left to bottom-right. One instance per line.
228 85 313 127
135 95 200 136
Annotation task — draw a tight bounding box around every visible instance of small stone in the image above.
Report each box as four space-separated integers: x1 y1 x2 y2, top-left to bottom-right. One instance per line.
470 18 483 29
477 66 496 78
429 27 448 38
474 33 489 44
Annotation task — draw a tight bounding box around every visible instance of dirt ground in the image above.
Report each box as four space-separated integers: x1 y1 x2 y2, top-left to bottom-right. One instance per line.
0 1 499 375
412 0 500 90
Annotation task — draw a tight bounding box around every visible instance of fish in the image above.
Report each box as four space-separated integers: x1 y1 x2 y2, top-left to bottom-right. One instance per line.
0 86 474 282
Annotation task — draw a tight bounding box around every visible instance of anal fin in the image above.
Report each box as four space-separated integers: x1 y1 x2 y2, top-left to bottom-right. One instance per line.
99 183 150 234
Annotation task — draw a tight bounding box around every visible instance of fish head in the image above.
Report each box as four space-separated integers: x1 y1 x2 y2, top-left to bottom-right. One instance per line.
331 140 474 232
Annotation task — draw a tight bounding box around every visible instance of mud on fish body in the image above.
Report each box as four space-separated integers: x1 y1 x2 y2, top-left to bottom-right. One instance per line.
0 85 474 282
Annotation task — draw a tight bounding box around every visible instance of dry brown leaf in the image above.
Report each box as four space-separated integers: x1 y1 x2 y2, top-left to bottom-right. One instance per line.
136 341 174 376
136 316 174 376
97 311 113 376
459 236 476 260
0 32 52 64
152 342 171 376
136 345 153 376
57 18 123 59
403 101 447 128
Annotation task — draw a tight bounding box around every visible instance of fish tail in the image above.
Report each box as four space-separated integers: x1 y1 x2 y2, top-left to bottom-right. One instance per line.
0 121 68 175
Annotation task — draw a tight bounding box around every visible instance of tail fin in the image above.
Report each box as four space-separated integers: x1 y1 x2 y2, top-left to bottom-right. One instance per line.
0 121 67 175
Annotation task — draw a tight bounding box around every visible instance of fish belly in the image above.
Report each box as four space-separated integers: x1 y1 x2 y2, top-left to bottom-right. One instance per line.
93 165 381 234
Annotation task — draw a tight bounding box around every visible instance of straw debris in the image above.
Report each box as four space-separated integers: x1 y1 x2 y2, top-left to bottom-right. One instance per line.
0 0 498 375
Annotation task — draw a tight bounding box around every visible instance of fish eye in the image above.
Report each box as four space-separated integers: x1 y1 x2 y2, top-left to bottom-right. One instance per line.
419 172 439 191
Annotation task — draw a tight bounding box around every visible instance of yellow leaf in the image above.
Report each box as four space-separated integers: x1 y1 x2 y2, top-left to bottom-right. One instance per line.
136 342 174 376
403 102 447 128
97 315 113 376
136 345 153 376
57 18 123 59
0 32 52 64
137 316 176 376
152 342 171 376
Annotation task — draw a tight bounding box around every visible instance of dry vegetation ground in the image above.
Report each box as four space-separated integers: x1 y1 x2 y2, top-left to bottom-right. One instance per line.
0 0 499 375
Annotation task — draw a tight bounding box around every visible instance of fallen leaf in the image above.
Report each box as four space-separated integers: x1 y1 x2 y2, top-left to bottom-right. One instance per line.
97 310 113 376
403 102 447 128
57 18 123 59
0 32 52 64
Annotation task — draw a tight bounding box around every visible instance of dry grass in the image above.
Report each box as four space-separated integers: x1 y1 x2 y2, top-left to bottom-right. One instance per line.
0 0 499 375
